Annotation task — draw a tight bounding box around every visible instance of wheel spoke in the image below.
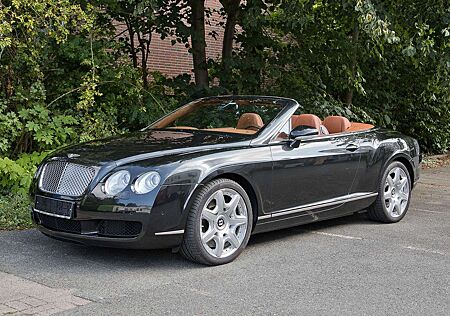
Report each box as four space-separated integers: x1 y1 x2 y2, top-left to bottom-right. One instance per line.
214 190 225 213
225 194 240 217
202 208 217 222
226 232 241 249
391 204 398 216
399 178 408 190
394 168 401 183
202 228 216 243
387 199 395 215
229 216 247 227
384 190 392 199
399 191 408 201
395 199 402 215
214 234 224 257
387 176 394 188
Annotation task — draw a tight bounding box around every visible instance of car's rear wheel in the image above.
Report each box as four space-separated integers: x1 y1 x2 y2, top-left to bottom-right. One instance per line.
180 178 253 265
368 161 411 223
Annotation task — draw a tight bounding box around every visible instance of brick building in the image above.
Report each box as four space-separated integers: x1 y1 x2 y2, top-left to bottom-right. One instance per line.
116 0 224 78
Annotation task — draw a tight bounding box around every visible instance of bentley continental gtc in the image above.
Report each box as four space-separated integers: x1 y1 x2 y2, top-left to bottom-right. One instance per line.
30 96 421 265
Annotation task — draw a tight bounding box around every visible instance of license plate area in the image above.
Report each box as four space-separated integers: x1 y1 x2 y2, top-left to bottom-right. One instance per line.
34 195 75 219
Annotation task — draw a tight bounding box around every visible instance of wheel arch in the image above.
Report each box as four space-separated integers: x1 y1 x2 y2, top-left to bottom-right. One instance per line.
208 173 260 228
183 171 261 229
392 156 414 183
382 153 415 184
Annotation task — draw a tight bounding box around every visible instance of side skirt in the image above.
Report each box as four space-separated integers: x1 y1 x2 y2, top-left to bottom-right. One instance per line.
253 192 377 234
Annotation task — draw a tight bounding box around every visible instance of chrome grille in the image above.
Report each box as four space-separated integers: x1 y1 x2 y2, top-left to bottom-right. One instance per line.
39 161 96 197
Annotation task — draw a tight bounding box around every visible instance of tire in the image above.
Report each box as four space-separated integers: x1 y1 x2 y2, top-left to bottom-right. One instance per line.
180 178 253 265
368 161 412 223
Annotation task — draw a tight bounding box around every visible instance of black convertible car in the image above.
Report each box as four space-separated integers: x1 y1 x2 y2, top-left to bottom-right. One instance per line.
31 96 421 265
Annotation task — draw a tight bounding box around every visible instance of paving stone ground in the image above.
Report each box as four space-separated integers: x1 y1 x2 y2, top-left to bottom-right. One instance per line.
0 272 89 315
0 165 449 315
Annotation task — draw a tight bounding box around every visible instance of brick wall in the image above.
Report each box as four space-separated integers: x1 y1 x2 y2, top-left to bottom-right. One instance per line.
115 0 224 78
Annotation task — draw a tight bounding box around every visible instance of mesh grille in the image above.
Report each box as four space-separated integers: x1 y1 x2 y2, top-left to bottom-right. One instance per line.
35 212 141 238
37 213 81 234
98 220 142 237
39 161 95 197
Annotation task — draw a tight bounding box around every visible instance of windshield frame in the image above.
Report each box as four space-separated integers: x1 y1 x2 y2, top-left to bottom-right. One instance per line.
144 95 300 143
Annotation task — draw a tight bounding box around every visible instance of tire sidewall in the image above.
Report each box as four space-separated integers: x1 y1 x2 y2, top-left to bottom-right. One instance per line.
190 179 253 265
380 161 412 222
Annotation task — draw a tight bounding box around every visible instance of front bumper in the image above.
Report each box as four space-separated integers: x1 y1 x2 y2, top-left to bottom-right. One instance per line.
31 208 184 250
30 181 197 249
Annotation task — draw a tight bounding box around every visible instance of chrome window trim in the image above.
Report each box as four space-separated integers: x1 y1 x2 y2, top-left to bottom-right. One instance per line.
258 192 378 220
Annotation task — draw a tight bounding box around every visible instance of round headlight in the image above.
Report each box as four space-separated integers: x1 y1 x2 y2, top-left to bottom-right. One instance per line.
104 170 131 196
134 171 161 194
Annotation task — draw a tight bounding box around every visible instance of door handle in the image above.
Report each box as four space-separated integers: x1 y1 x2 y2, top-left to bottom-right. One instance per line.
346 144 359 152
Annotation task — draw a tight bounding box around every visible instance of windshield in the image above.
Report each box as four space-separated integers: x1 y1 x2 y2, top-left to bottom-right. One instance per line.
148 98 285 135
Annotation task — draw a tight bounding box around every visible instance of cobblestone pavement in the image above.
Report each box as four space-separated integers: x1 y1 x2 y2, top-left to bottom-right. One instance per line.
0 165 449 315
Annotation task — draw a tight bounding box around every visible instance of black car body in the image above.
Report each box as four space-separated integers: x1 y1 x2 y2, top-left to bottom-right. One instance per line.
30 96 421 263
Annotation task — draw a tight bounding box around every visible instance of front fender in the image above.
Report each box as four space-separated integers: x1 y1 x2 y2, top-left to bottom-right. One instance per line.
160 145 273 221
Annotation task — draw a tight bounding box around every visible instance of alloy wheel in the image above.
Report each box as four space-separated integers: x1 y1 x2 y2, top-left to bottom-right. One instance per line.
383 166 410 218
200 188 248 258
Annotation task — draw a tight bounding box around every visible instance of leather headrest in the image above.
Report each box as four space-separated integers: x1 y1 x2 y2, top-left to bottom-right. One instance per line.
323 116 351 134
236 113 264 131
292 114 322 130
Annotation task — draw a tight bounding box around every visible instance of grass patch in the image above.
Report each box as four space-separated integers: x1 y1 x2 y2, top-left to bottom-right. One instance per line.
0 193 34 230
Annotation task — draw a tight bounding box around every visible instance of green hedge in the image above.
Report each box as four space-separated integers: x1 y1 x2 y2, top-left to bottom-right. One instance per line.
0 193 33 230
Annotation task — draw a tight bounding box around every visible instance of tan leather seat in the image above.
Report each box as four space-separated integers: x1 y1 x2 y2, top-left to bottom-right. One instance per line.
236 113 264 131
292 114 322 130
323 116 351 134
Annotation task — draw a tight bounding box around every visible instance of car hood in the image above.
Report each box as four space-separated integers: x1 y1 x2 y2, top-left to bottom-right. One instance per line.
53 129 252 166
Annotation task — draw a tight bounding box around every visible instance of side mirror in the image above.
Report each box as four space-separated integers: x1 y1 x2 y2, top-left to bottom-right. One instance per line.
289 125 319 148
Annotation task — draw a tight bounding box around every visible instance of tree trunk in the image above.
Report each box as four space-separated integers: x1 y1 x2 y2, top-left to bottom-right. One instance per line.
125 18 138 69
344 23 359 105
220 0 240 90
136 31 151 89
220 0 240 76
190 0 208 89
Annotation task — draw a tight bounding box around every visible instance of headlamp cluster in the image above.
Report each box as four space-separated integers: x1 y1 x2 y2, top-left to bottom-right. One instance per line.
103 171 161 196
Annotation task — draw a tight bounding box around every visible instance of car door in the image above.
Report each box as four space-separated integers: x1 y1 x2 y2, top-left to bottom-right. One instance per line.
268 133 362 214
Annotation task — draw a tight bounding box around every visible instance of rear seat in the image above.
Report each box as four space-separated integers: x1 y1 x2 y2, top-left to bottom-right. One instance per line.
323 116 374 134
322 116 351 134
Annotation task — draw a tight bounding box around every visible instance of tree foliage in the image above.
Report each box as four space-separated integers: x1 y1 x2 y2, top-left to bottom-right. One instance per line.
216 0 450 151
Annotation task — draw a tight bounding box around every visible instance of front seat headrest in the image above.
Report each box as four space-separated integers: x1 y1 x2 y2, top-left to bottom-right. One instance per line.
236 113 264 131
323 116 351 134
292 114 322 130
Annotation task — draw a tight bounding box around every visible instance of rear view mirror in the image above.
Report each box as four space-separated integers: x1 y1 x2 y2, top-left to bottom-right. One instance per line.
289 125 319 139
289 125 319 148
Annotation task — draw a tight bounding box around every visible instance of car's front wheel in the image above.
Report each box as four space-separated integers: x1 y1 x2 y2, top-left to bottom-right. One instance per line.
368 161 412 223
180 178 253 265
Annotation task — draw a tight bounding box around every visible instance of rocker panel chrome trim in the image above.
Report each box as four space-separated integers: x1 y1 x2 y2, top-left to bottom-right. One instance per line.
258 192 378 220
